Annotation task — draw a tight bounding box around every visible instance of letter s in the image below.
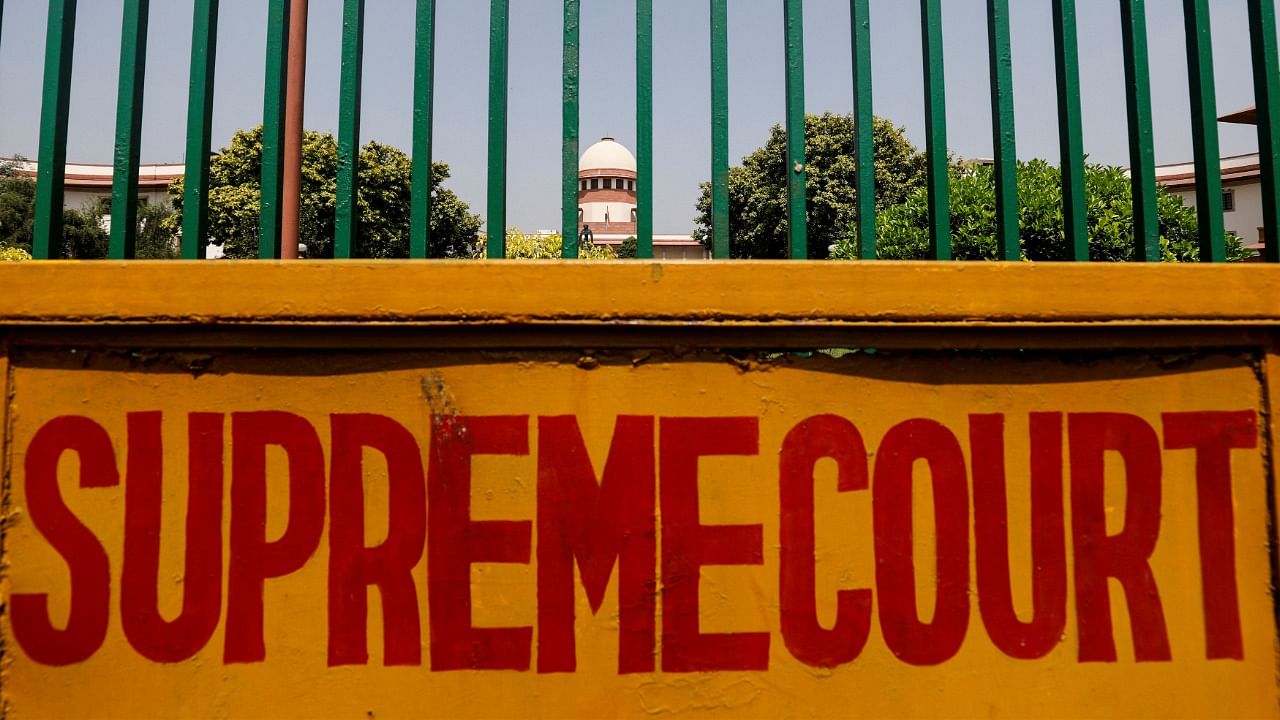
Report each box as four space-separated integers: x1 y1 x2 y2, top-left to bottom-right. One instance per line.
12 417 120 666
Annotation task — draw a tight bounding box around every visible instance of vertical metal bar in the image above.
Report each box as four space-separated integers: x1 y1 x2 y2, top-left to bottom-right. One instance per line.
987 0 1019 261
32 0 78 260
109 0 150 260
1119 0 1160 261
783 0 807 260
851 0 875 260
486 0 509 259
711 0 729 259
1248 0 1280 263
182 0 219 260
1052 0 1088 261
562 0 580 259
335 0 364 259
259 0 291 259
410 0 436 258
636 0 654 259
921 0 950 260
1183 0 1224 262
280 0 308 260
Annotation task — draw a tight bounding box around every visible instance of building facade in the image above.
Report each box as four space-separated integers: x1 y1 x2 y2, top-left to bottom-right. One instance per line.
1156 152 1266 258
577 138 708 260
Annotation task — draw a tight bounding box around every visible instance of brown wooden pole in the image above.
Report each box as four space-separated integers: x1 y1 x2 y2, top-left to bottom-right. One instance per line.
281 0 308 259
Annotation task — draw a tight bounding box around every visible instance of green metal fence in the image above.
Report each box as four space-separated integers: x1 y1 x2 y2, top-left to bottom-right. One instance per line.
15 0 1280 262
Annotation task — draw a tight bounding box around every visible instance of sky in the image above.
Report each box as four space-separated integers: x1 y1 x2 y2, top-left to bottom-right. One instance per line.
0 0 1268 234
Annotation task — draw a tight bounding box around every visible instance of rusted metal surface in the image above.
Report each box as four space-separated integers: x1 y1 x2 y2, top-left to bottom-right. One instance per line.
281 0 309 260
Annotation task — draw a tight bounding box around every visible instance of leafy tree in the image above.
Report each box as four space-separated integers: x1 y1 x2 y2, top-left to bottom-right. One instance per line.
0 157 35 252
491 229 616 259
170 127 481 259
617 236 638 259
693 112 927 259
833 159 1248 262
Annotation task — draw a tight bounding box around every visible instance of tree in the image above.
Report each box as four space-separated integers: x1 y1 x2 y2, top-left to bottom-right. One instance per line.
170 127 481 259
492 229 616 259
0 157 35 252
833 159 1249 262
693 112 927 259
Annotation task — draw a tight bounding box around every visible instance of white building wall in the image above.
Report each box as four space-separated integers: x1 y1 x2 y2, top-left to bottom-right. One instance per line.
1173 180 1265 245
580 201 636 225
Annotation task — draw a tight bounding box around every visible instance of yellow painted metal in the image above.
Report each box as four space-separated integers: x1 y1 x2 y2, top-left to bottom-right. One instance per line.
0 262 1279 326
1 262 1278 718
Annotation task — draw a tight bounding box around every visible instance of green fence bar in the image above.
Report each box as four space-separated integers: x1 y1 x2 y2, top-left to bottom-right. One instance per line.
711 0 729 259
486 0 509 259
1052 0 1088 261
636 0 654 259
561 0 580 259
987 0 1018 261
1183 0 1224 262
410 0 435 258
259 0 291 259
783 0 807 259
851 0 875 260
109 0 150 260
1119 0 1159 262
181 0 219 260
334 0 364 259
921 0 950 260
32 0 78 260
1249 0 1280 263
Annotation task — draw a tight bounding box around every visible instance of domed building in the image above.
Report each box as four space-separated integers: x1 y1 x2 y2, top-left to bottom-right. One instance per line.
577 138 708 260
578 137 638 236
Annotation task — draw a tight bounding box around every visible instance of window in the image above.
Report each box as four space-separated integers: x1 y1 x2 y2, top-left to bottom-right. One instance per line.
1223 189 1236 212
605 179 613 189
580 180 587 191
590 179 598 190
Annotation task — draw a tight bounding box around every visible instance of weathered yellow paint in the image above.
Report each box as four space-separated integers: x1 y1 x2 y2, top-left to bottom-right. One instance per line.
0 261 1278 326
1 262 1278 719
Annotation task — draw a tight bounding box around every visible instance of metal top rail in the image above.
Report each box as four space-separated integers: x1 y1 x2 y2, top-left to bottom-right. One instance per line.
13 0 1280 263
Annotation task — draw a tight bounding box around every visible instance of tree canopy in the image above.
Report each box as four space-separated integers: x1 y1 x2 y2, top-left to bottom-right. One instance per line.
693 112 927 259
833 159 1248 262
169 127 481 259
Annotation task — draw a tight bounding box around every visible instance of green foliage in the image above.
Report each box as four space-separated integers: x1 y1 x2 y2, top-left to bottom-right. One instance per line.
170 127 481 259
834 160 1249 262
60 200 110 259
0 244 31 261
617 236 639 259
490 229 617 260
0 158 35 252
693 113 927 259
135 201 181 259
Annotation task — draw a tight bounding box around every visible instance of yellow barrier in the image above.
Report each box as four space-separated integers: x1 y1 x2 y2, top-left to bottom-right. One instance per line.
2 262 1278 719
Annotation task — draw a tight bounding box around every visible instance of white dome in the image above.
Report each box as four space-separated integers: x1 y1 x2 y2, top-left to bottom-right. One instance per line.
580 137 637 173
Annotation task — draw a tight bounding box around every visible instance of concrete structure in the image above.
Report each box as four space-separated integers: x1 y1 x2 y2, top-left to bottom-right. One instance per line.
11 160 182 212
577 138 708 260
1155 153 1266 257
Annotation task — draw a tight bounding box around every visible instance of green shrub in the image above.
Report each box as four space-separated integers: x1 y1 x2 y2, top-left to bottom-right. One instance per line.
0 244 31 261
834 159 1248 262
479 229 617 260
